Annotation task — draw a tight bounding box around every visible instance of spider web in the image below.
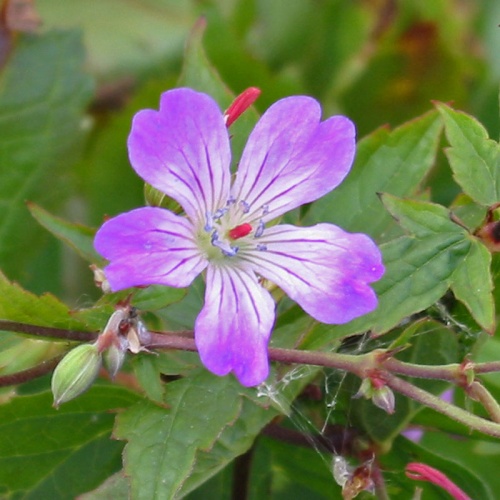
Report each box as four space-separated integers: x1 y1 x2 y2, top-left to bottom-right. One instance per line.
254 300 480 496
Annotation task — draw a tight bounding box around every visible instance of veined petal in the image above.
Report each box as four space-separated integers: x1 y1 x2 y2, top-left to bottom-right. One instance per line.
128 88 231 222
231 96 355 222
241 224 384 324
195 265 275 386
94 207 207 291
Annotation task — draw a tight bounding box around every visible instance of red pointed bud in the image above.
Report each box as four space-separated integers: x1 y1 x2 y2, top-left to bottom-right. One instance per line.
406 462 471 500
224 87 261 127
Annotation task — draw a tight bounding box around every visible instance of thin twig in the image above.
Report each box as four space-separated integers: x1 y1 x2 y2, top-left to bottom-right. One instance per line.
0 320 96 341
0 355 63 387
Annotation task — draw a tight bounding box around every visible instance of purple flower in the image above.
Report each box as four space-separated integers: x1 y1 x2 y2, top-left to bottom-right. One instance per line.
94 88 384 386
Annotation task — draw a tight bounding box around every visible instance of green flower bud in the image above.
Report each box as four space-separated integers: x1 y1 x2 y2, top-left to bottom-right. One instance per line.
144 183 181 213
372 386 395 414
51 343 102 408
104 337 128 378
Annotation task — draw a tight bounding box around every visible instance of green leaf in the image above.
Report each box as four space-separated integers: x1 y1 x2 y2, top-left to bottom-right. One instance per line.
38 0 194 79
381 192 461 236
79 472 130 500
28 202 103 265
305 110 443 239
0 386 139 499
438 102 500 206
0 271 89 330
115 370 278 499
0 30 93 283
451 240 495 333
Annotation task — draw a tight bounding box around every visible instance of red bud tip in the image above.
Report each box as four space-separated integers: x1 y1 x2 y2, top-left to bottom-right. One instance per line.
228 223 253 240
224 87 261 127
405 462 471 500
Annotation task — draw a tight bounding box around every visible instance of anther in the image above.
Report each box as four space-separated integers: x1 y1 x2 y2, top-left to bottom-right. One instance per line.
256 244 267 251
239 200 250 213
254 220 265 238
213 208 228 220
204 212 214 232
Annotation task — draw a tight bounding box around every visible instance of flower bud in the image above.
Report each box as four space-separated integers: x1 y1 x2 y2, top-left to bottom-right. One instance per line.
51 344 102 408
355 376 395 414
103 336 128 378
372 386 395 414
144 183 182 212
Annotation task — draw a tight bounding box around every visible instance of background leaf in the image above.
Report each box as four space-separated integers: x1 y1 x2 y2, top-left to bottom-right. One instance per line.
115 370 278 500
0 386 139 499
0 30 93 287
438 103 500 206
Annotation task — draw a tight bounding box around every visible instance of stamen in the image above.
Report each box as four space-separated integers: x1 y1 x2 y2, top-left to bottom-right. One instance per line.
239 200 250 213
256 244 267 251
229 223 252 240
262 204 269 215
213 207 228 219
227 196 236 206
210 229 239 257
254 220 265 238
212 238 239 257
204 211 214 232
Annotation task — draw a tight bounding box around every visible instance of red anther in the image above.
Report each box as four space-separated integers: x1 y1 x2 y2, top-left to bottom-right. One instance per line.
224 87 261 127
228 223 252 240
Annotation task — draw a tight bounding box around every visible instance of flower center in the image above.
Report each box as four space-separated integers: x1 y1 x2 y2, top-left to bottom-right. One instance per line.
198 198 268 260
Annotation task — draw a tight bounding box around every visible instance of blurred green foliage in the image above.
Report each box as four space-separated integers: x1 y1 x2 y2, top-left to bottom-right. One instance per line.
1 0 500 498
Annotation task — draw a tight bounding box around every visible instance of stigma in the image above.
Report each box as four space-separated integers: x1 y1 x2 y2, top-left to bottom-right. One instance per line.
228 223 253 240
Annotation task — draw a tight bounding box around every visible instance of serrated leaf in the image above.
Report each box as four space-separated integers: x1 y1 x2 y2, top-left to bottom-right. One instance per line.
305 110 443 238
381 193 459 237
0 386 139 499
0 30 93 282
0 270 89 330
438 103 500 206
28 202 103 265
451 240 495 333
115 370 278 499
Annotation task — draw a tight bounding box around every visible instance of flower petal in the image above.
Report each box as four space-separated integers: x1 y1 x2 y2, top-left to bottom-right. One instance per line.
94 207 207 291
128 88 231 222
241 224 384 324
195 265 275 386
231 96 355 222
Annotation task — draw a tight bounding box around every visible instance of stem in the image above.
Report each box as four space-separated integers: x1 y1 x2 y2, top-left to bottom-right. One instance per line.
383 373 500 438
231 446 254 500
0 320 96 342
371 459 390 500
0 355 63 387
382 358 460 382
467 381 500 423
4 321 500 439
